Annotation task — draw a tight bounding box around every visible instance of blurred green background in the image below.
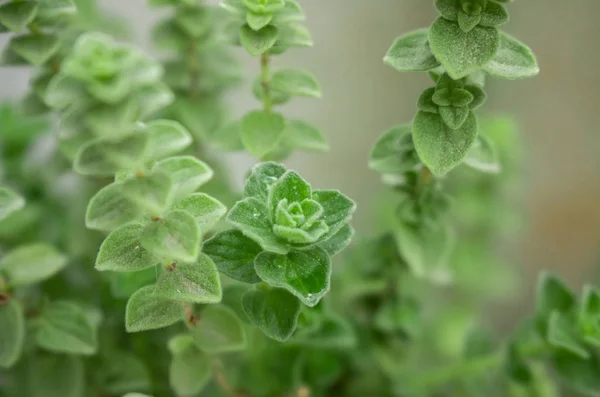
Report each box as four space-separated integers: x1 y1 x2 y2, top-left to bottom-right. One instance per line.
1 0 599 291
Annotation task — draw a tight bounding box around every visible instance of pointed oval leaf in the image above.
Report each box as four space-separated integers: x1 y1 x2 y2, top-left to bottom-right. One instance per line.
152 156 213 200
8 33 60 66
369 124 420 174
412 110 478 176
241 110 286 158
242 287 301 342
202 230 262 284
384 29 441 72
429 17 499 79
155 254 222 304
36 301 98 355
484 31 539 79
247 11 273 31
0 187 24 222
254 247 332 307
282 119 329 152
96 224 159 272
317 224 354 257
172 193 227 231
464 134 500 174
0 2 38 32
271 69 321 98
170 346 212 397
140 210 201 263
74 134 149 176
123 172 173 213
268 170 312 214
311 190 356 239
244 161 287 200
189 305 246 353
240 24 278 56
86 182 142 232
126 285 184 332
144 119 192 161
0 299 25 369
0 243 67 287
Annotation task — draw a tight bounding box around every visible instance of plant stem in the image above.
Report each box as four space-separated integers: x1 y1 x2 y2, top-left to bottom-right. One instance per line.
261 52 272 112
213 360 247 397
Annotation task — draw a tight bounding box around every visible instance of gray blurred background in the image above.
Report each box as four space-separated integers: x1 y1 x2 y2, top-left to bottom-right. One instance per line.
1 0 599 288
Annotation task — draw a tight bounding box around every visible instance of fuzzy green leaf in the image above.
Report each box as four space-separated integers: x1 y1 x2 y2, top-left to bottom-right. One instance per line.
227 197 288 254
243 0 285 14
0 2 38 32
211 121 244 151
36 301 98 355
270 69 321 98
140 210 201 263
123 172 173 213
547 312 589 359
268 171 312 213
281 119 328 152
155 254 222 304
0 299 25 369
172 193 227 231
97 351 151 395
464 134 500 173
243 287 301 342
439 106 470 129
484 31 539 79
317 224 354 257
240 24 278 56
170 345 212 397
202 230 262 284
0 187 24 222
435 0 460 21
369 124 419 174
536 272 576 318
44 75 84 109
465 84 487 109
144 120 193 161
126 285 184 332
189 305 246 353
0 243 67 287
152 156 213 200
291 314 356 349
30 355 85 397
247 11 273 31
272 0 304 23
244 161 287 201
480 2 509 28
86 182 142 232
384 29 440 72
311 190 356 240
8 33 60 65
457 11 481 33
241 110 285 158
552 352 600 397
254 247 331 307
74 134 149 176
412 110 478 176
429 17 499 79
96 224 159 272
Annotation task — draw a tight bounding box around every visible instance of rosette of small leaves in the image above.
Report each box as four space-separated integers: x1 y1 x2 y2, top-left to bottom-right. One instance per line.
148 0 242 144
378 0 538 176
45 32 172 158
0 0 78 114
218 0 328 159
203 162 355 341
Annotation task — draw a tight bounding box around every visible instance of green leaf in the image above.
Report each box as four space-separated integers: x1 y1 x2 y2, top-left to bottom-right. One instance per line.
211 121 244 151
464 134 500 173
0 243 67 287
536 272 576 318
291 314 356 349
439 106 470 129
394 221 455 284
247 11 273 31
242 0 285 14
0 1 38 32
311 190 356 240
0 187 24 222
140 210 201 263
281 119 328 152
0 299 25 369
244 161 287 201
429 17 500 79
579 286 600 346
8 33 60 66
465 84 487 109
170 345 212 397
547 312 589 359
480 2 509 28
369 124 419 174
44 75 84 109
202 230 262 284
271 69 321 98
268 171 312 213
155 254 222 304
435 0 460 21
270 23 313 54
144 120 192 161
384 29 441 72
189 305 246 353
552 352 600 397
36 301 98 355
272 0 304 23
123 172 173 213
227 197 288 254
109 268 156 300
152 156 213 200
317 224 354 257
240 24 278 56
254 247 331 307
96 224 159 272
412 110 478 176
241 110 286 158
86 182 142 232
457 11 481 33
30 355 85 397
172 193 227 231
98 351 151 395
242 287 301 342
484 31 539 79
74 134 149 176
126 285 184 332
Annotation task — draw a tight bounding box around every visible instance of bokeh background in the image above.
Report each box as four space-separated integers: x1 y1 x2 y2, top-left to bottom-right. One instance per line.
1 0 599 296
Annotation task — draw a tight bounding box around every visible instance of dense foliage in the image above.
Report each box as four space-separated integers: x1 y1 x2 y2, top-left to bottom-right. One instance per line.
1 1 597 397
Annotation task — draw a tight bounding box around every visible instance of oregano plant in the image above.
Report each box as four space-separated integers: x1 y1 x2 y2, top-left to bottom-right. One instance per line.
0 1 597 397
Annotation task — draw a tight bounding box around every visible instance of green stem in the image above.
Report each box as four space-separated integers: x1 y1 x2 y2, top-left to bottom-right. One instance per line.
261 52 272 112
416 165 432 196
